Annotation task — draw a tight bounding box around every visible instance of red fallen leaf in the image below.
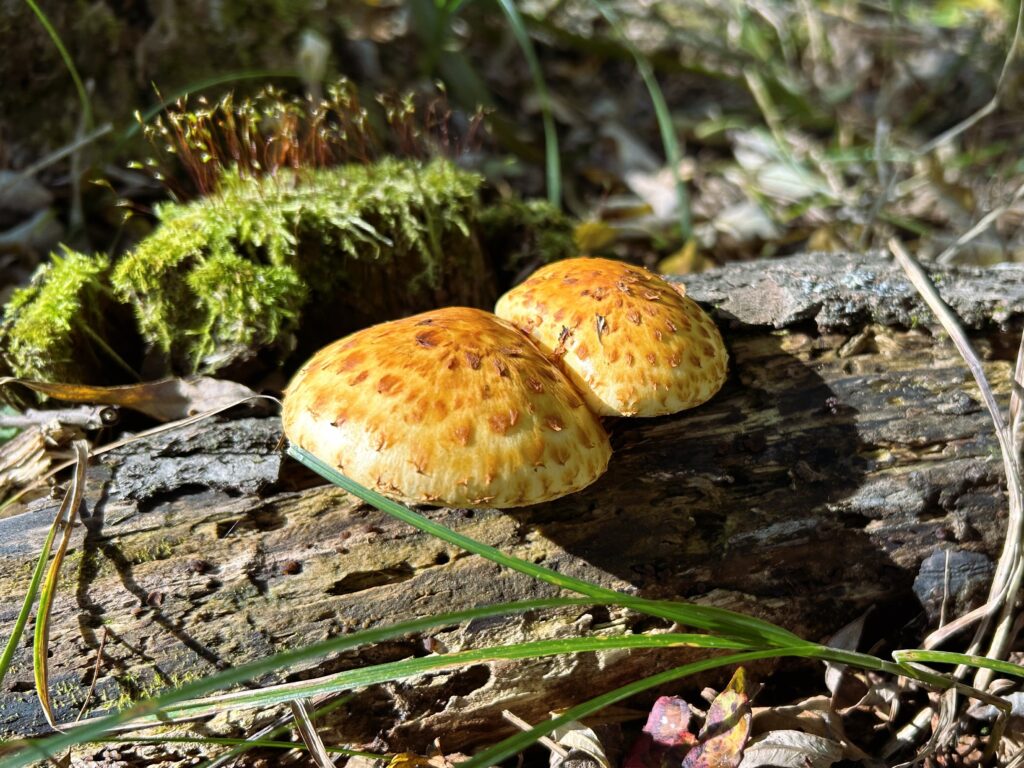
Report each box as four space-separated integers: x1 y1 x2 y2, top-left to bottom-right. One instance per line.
624 696 698 768
681 668 752 768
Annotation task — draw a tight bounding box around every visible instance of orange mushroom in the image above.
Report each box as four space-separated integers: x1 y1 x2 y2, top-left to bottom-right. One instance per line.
282 307 611 508
495 257 728 417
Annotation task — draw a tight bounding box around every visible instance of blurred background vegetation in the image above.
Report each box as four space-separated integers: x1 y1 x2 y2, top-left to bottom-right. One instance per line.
1 0 1021 298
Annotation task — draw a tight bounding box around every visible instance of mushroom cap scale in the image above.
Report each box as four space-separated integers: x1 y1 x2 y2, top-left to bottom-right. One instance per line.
282 307 611 508
494 257 728 417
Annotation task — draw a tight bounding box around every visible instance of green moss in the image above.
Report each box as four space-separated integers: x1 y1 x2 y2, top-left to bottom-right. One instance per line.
121 537 180 565
477 197 577 282
112 158 491 373
0 248 136 385
0 161 574 384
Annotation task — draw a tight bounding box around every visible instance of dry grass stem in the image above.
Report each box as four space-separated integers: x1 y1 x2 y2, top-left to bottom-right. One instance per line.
74 628 107 724
289 699 335 768
889 238 1024 691
935 181 1024 265
502 711 569 758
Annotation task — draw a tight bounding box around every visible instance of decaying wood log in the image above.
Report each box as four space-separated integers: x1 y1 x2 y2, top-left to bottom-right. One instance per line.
2 251 1024 759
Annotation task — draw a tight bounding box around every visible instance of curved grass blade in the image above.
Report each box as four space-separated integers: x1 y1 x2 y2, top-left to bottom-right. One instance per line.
494 0 561 206
285 447 1009 711
588 0 691 240
0 483 69 689
466 644 1005 768
23 0 92 129
894 650 1024 680
100 632 754 726
286 444 804 649
0 598 604 768
890 237 1024 690
33 440 89 727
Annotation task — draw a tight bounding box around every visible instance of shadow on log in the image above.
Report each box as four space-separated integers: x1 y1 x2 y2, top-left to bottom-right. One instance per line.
0 252 1019 758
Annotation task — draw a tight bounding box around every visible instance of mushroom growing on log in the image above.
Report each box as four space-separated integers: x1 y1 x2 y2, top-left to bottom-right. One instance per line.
495 257 728 417
0 252 1021 760
282 307 611 508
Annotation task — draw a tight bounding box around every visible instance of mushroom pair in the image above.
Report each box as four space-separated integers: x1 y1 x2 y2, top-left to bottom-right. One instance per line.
282 257 728 508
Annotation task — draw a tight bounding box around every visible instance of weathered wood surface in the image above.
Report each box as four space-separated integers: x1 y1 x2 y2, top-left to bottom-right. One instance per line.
2 251 1023 756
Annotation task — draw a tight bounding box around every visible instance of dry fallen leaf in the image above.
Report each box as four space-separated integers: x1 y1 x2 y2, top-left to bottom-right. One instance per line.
549 720 611 768
737 729 843 768
0 376 261 422
681 668 752 768
658 239 715 275
824 612 867 707
574 219 618 252
750 695 874 763
624 695 699 768
0 426 52 507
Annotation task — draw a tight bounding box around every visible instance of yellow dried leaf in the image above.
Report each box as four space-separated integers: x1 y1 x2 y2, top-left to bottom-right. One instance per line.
387 753 435 768
574 220 617 252
658 240 713 275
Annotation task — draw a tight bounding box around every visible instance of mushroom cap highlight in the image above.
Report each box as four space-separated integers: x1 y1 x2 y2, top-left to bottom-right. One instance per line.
494 257 728 417
282 307 611 508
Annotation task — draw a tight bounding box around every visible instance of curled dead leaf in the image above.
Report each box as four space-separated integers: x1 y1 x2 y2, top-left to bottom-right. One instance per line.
0 376 262 423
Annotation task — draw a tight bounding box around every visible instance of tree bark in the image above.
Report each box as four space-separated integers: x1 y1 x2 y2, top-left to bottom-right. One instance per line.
1 251 1022 759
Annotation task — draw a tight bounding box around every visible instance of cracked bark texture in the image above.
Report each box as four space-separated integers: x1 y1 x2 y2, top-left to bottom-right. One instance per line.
1 251 1022 762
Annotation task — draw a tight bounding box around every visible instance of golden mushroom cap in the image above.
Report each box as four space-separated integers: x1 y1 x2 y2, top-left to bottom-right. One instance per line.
494 257 728 417
282 307 611 508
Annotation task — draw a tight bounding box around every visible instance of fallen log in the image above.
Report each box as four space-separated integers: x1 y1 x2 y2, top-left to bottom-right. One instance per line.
1 251 1021 758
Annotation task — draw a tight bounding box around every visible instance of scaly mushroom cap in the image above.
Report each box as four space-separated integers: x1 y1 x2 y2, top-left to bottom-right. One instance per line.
283 307 611 508
494 257 728 417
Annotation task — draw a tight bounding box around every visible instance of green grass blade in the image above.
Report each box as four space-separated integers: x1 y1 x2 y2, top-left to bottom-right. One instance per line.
110 632 754 725
33 442 88 726
0 598 595 768
23 0 92 129
799 644 1002 708
460 648 810 768
894 649 1024 679
494 0 562 206
0 508 62 689
286 444 804 649
588 0 691 240
95 736 380 758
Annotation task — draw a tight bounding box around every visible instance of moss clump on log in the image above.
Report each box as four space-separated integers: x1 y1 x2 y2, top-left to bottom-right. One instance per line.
112 158 491 373
0 249 136 385
0 162 575 383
